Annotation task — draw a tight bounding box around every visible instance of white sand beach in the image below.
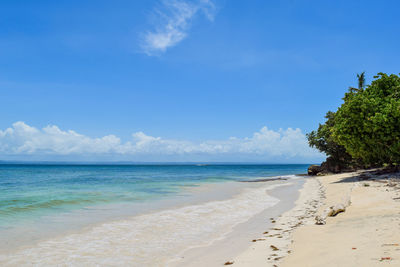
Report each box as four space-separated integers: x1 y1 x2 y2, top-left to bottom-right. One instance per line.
225 171 400 267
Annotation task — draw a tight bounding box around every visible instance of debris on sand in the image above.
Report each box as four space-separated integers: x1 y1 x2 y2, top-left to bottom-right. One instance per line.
270 245 279 251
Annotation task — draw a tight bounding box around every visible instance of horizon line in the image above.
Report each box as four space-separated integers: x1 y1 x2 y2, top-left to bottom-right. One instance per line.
0 160 317 165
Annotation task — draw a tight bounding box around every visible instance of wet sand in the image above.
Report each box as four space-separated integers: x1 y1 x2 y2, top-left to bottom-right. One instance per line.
171 178 305 266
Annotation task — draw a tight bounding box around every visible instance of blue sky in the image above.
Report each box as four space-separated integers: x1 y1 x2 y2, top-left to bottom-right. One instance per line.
0 0 399 162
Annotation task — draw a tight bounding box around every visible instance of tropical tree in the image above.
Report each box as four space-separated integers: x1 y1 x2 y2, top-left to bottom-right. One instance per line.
349 71 366 93
357 71 366 90
332 73 400 166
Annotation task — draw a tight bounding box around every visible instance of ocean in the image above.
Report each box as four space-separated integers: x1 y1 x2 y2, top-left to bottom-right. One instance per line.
0 163 309 266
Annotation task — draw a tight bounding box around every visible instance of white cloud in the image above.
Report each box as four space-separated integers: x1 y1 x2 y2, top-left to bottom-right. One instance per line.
0 122 323 162
141 0 216 55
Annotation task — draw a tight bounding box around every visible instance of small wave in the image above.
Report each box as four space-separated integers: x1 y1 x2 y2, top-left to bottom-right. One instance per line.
241 174 302 182
283 174 304 180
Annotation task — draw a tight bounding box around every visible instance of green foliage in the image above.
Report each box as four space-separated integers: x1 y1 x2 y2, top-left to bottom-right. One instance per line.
332 73 400 166
308 72 400 170
307 111 353 170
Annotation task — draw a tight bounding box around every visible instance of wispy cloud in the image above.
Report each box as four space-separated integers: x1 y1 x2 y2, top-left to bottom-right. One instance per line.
141 0 217 56
0 122 323 162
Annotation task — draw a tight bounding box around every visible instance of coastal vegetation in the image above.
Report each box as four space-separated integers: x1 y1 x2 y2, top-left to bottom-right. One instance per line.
307 72 400 173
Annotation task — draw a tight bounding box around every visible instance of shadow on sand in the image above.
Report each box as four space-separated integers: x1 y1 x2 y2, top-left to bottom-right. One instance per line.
332 168 400 184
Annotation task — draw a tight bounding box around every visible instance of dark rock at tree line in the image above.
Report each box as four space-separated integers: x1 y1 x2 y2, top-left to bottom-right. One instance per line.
321 157 342 173
308 157 357 176
308 165 323 175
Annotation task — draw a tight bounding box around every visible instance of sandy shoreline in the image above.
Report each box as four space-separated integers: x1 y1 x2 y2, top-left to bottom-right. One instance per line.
227 170 400 267
282 171 400 266
172 179 305 266
228 176 324 266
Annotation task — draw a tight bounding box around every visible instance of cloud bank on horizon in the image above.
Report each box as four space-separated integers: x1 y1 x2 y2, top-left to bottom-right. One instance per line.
141 0 216 55
0 122 323 162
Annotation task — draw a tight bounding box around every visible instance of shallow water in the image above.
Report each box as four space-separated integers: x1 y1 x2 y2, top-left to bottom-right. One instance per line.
0 164 308 225
0 164 309 265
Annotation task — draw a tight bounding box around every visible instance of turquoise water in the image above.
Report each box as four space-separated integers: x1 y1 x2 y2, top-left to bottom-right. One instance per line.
0 164 308 227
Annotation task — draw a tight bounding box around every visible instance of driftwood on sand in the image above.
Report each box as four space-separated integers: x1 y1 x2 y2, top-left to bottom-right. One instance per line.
315 195 351 225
